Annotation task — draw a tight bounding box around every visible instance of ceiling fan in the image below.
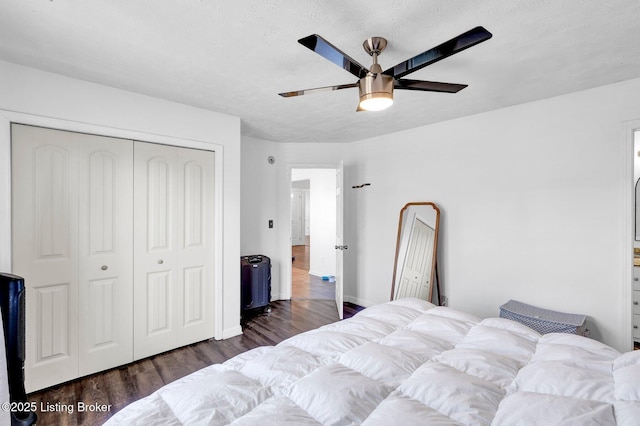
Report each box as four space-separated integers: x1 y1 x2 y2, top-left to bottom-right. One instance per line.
278 26 492 111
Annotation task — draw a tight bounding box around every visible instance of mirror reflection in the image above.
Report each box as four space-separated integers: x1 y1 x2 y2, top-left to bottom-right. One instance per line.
391 202 440 304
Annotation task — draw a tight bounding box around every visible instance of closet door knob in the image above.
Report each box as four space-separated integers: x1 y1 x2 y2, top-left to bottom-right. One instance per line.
101 265 108 271
158 259 164 264
635 301 639 306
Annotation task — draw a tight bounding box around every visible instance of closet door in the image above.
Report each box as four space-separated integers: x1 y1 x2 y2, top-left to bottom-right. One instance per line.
12 124 133 391
178 146 215 346
12 125 80 391
77 135 134 376
133 142 215 359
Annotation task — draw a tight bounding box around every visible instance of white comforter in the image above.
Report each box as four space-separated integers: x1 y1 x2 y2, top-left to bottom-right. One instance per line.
105 298 640 425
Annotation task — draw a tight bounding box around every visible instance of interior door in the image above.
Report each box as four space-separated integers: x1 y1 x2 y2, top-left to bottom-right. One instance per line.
335 162 344 319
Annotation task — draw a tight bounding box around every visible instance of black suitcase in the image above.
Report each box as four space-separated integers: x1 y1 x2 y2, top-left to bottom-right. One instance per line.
241 255 271 314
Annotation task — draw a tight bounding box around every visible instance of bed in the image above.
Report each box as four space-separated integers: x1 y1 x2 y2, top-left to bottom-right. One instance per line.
105 298 640 425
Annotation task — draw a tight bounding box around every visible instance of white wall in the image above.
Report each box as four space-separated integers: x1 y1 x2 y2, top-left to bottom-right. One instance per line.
344 78 640 351
292 169 337 277
240 135 280 296
0 60 243 340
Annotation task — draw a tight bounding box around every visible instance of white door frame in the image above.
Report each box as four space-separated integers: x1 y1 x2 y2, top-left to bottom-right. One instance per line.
284 164 342 305
0 110 225 339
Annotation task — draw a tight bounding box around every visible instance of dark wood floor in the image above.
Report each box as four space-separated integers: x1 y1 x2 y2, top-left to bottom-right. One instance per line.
27 300 363 426
292 269 335 300
292 240 335 300
292 242 311 271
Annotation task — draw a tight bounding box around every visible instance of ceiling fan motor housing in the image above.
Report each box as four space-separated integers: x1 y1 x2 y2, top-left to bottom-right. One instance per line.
359 73 394 107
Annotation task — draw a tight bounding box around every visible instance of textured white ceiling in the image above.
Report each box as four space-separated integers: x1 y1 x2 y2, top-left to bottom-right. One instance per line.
0 0 638 143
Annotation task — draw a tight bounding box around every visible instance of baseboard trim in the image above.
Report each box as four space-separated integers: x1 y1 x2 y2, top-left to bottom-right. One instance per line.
344 295 375 308
221 325 243 340
271 293 288 301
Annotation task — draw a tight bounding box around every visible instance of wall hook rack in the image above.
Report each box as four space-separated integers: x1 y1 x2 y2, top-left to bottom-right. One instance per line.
352 183 371 189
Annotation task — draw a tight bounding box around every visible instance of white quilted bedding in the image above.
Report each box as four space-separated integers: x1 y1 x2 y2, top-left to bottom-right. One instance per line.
105 298 640 425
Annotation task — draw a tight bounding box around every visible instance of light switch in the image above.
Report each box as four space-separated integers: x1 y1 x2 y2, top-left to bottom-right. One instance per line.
268 220 273 229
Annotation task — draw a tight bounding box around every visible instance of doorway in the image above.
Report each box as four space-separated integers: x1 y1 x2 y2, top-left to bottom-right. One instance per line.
291 169 336 301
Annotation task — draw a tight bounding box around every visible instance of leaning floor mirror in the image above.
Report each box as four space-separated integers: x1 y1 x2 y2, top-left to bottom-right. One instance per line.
390 202 440 304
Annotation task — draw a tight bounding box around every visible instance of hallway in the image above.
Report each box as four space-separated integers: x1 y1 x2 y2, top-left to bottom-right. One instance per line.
292 239 335 300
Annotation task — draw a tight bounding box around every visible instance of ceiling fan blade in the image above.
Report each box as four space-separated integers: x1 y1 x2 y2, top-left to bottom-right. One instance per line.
394 79 467 93
278 82 358 98
383 26 492 79
298 34 369 78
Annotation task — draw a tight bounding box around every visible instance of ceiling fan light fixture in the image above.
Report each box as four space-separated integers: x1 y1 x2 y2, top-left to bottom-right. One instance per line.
359 93 393 111
358 73 394 111
283 28 492 110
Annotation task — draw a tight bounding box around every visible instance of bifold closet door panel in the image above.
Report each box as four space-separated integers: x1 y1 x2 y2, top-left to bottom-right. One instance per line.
77 135 134 377
133 142 179 359
177 146 215 346
133 142 215 360
12 124 79 392
11 124 134 392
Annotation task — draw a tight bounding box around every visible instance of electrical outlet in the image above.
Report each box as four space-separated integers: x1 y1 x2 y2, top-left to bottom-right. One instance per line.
441 296 448 306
